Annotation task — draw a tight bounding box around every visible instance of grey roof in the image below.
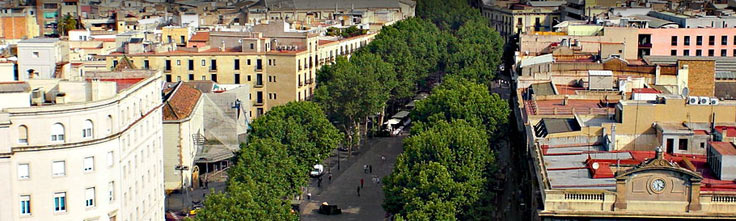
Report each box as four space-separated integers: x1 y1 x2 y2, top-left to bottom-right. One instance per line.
520 54 554 68
195 144 235 163
262 0 402 10
542 118 580 134
0 82 30 93
716 82 736 100
18 38 59 44
543 147 631 190
630 15 678 28
527 1 566 7
530 82 556 96
716 71 736 79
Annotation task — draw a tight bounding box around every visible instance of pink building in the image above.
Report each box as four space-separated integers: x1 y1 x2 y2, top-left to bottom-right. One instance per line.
638 28 736 58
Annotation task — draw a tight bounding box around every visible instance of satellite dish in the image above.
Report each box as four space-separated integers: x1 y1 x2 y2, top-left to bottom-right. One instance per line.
682 87 689 97
592 162 600 170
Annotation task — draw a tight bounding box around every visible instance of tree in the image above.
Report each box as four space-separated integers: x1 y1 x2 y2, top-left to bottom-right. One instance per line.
195 138 299 220
445 20 504 83
57 14 77 36
248 101 341 170
383 120 495 219
411 76 509 136
314 53 395 154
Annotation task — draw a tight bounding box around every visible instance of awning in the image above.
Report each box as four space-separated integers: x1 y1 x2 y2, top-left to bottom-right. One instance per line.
384 119 401 125
392 111 410 119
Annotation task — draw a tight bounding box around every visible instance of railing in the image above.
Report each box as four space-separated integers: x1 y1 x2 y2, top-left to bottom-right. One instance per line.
712 195 736 203
565 193 604 201
533 107 612 115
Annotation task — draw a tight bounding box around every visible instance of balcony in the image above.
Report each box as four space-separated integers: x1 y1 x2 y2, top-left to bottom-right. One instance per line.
299 81 303 87
254 100 264 106
306 79 313 84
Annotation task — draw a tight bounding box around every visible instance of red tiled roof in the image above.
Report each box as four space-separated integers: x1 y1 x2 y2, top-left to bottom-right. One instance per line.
716 126 736 137
162 83 202 121
190 32 209 42
318 39 337 45
710 141 736 156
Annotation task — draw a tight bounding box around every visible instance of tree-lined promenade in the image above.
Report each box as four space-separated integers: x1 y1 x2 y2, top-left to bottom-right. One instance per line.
194 0 509 219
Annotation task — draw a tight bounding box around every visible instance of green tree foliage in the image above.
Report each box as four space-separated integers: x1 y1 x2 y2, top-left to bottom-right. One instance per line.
445 20 504 83
195 139 298 221
196 102 340 220
58 14 78 36
383 120 495 219
314 53 395 151
248 101 341 170
416 0 483 31
412 76 509 135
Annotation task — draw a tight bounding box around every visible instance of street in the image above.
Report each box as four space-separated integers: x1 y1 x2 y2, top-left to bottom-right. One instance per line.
299 136 405 220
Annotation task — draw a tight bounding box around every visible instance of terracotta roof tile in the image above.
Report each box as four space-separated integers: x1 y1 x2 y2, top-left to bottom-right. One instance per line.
190 32 209 42
162 83 202 121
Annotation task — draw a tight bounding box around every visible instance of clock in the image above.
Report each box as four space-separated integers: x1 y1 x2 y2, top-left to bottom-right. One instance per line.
651 179 666 193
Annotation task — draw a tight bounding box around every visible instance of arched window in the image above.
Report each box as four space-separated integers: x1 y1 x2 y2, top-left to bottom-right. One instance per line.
82 120 93 138
18 125 28 144
51 123 65 142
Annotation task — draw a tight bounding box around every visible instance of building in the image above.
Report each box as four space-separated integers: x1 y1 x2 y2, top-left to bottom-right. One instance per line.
16 38 67 80
0 69 165 221
162 82 204 192
105 21 376 119
0 7 40 40
482 1 564 41
562 0 625 21
245 0 415 29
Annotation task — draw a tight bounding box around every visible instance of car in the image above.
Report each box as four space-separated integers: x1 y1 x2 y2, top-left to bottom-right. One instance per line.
310 164 325 177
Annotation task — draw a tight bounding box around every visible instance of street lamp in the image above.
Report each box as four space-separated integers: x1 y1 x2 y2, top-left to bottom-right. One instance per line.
175 165 190 211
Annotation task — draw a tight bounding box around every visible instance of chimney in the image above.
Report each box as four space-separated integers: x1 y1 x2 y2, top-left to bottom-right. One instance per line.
563 95 569 106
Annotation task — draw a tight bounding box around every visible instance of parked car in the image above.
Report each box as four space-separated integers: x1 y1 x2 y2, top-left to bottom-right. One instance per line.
310 164 325 177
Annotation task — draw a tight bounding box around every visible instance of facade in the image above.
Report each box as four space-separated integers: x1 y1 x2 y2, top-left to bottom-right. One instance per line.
245 0 415 28
0 7 40 40
638 28 736 58
16 38 67 80
482 1 564 41
162 83 204 192
105 22 376 119
0 69 165 221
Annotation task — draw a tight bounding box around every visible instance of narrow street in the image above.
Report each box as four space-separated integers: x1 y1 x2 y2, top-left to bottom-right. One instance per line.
299 136 405 220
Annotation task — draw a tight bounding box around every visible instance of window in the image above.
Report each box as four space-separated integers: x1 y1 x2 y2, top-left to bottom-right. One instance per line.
18 125 28 144
723 36 728 45
211 74 217 82
201 60 205 66
234 59 240 70
247 75 251 81
32 52 39 58
176 60 181 65
180 36 185 44
107 151 114 167
679 138 688 150
256 59 262 70
53 192 66 212
20 195 31 215
671 50 677 56
210 59 217 70
188 60 194 70
671 36 677 46
697 36 702 45
176 76 181 81
235 74 240 84
684 36 690 45
165 60 171 71
256 74 263 86
165 75 172 82
684 49 690 56
696 49 702 56
709 36 715 45
85 187 95 207
108 181 114 202
722 49 728 57
201 76 206 80
247 59 251 65
18 164 29 179
84 156 94 172
143 60 149 69
82 120 93 138
701 142 705 149
734 49 736 57
51 123 64 142
52 161 65 176
188 74 194 80
256 92 263 103
709 49 714 56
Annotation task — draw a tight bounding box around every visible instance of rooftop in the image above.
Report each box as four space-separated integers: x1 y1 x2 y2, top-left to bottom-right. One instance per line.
18 38 59 44
162 83 202 121
710 141 736 156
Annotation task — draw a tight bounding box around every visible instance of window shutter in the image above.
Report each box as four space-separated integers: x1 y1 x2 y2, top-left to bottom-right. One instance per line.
52 161 65 176
18 164 29 179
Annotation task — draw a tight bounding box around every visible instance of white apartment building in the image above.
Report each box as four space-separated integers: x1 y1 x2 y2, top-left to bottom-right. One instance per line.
16 38 67 80
0 69 165 221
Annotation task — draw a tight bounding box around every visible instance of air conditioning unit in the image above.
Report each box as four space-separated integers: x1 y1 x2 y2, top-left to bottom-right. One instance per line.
711 98 719 105
688 96 698 104
31 88 44 106
699 96 710 105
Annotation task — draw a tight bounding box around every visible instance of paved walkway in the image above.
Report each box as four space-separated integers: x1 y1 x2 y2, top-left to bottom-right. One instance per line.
300 136 405 220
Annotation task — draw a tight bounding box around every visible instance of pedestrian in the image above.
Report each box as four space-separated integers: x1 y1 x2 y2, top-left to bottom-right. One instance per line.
318 177 322 187
363 164 368 173
328 173 332 183
360 178 364 188
307 192 311 200
357 186 361 197
381 155 386 162
369 165 373 173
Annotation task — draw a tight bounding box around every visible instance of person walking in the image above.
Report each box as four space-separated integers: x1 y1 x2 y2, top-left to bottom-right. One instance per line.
369 165 373 173
360 178 364 188
307 192 312 200
357 186 361 197
363 164 368 173
318 177 322 187
328 173 332 183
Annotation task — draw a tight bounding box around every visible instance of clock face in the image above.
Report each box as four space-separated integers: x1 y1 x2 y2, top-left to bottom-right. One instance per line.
651 179 666 192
